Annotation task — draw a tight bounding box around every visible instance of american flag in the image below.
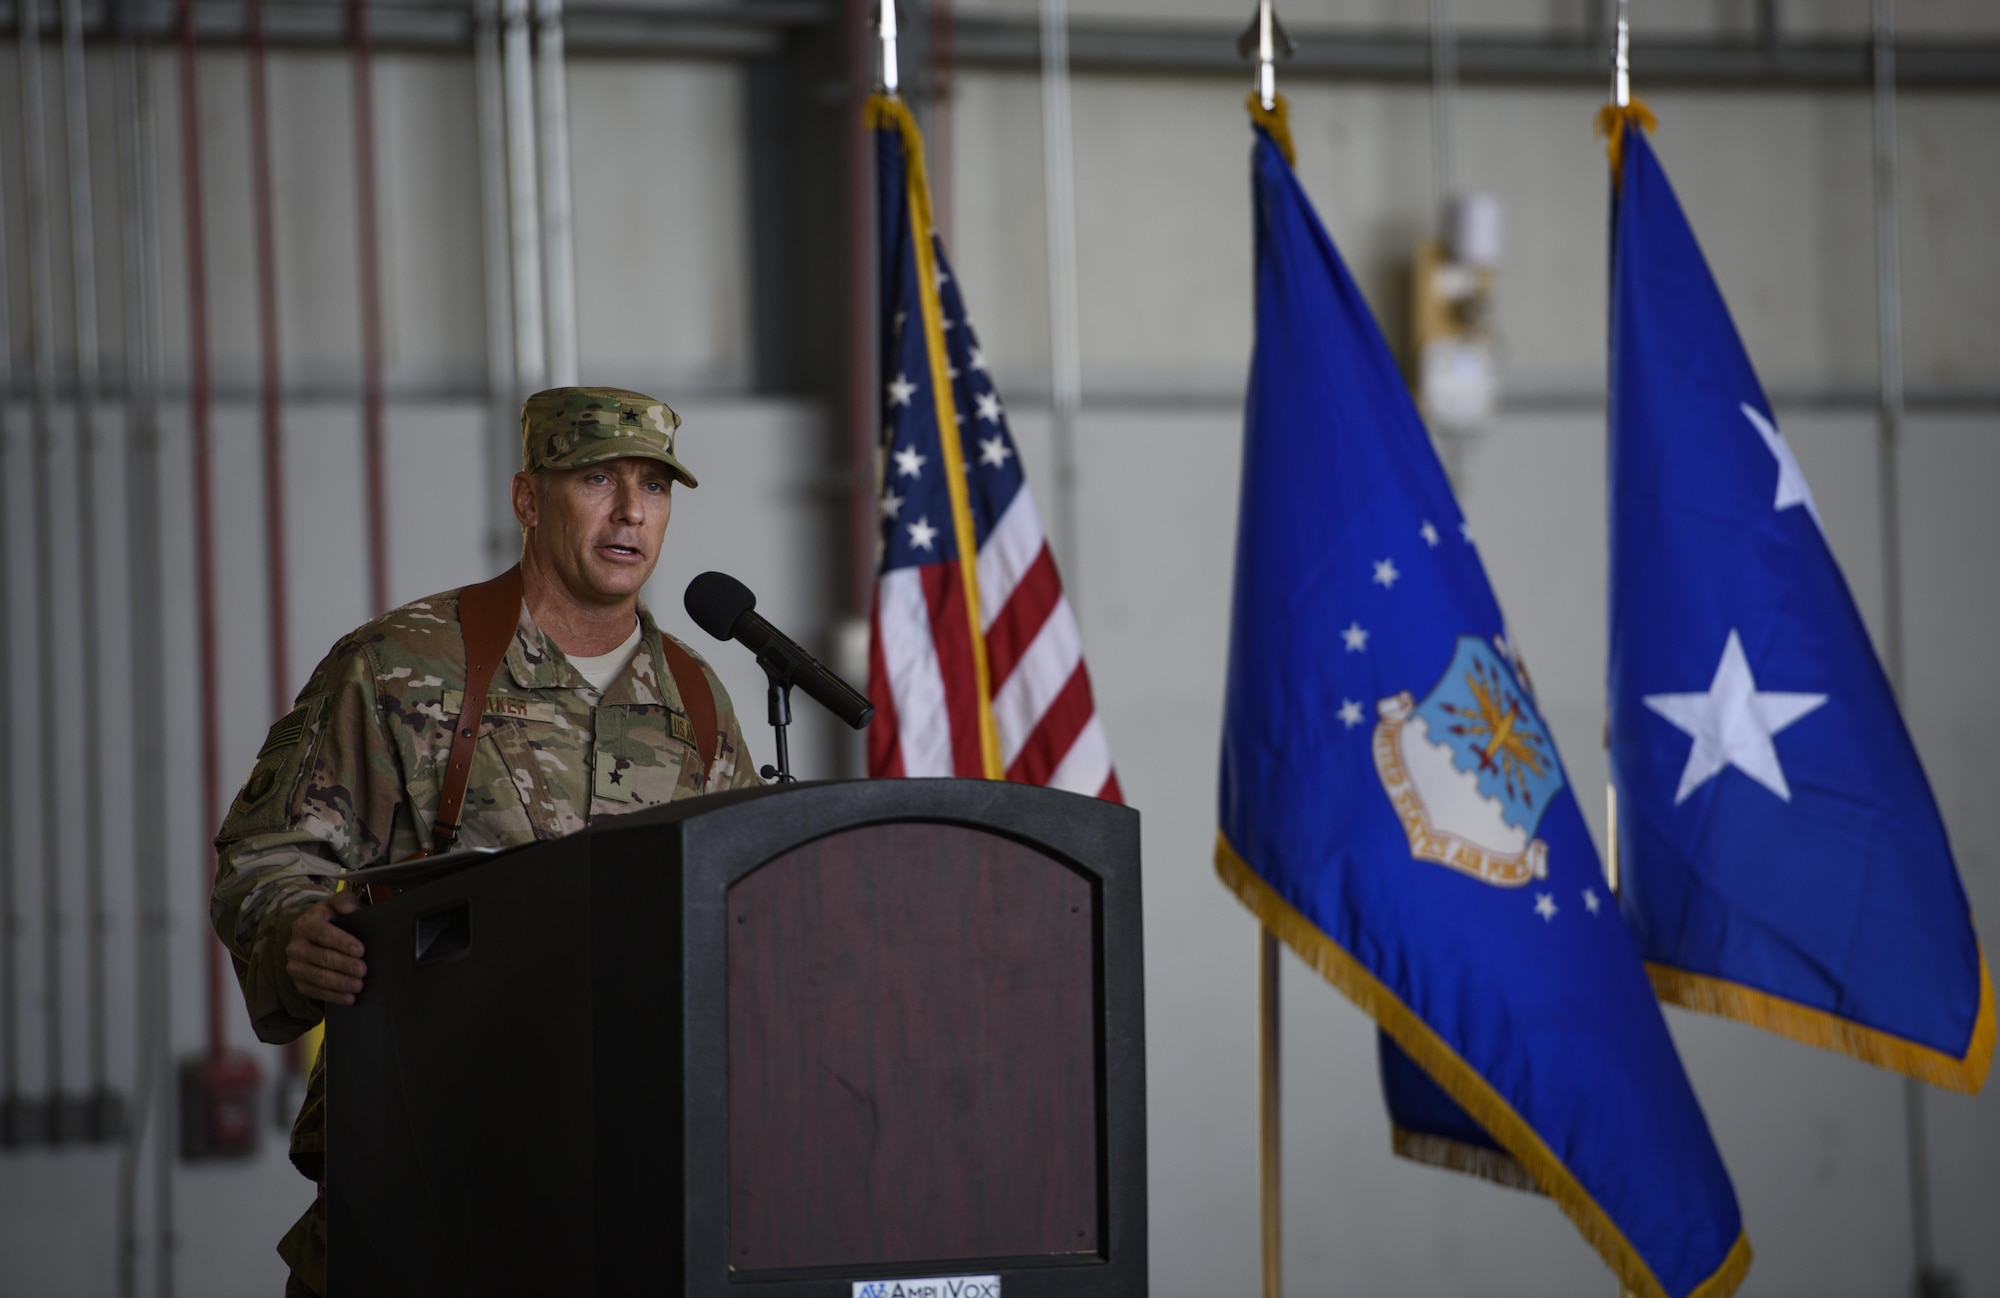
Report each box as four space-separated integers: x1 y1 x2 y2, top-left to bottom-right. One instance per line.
865 97 1120 801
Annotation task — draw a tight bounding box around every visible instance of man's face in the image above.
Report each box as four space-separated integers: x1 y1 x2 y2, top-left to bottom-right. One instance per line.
514 457 675 606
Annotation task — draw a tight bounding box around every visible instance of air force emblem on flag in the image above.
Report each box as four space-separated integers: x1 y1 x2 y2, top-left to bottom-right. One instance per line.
1372 636 1561 887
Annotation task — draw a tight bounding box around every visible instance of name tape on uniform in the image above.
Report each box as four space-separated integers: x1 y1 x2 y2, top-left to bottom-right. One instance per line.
441 689 558 725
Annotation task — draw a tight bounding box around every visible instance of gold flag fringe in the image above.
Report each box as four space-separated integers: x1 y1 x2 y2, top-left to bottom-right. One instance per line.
1216 833 1753 1298
1648 954 1996 1095
1246 92 1297 167
1593 98 1657 178
1391 1126 1546 1197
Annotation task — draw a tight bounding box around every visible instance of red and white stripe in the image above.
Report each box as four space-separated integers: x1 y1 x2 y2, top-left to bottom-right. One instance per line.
870 487 1121 802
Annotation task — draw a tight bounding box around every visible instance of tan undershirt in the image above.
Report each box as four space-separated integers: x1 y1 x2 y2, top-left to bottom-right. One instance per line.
564 617 643 693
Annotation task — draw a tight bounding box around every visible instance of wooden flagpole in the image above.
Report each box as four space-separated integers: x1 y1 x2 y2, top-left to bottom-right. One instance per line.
1246 8 1286 1294
1260 928 1282 1298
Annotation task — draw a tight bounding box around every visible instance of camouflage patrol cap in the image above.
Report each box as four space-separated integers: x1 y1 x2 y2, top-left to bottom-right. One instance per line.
520 386 698 487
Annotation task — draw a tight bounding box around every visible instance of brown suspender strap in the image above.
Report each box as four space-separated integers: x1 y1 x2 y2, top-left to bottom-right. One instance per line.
431 565 525 852
659 634 721 786
369 570 710 902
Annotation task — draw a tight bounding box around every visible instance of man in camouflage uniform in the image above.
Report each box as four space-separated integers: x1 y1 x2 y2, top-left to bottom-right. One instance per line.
211 387 762 1296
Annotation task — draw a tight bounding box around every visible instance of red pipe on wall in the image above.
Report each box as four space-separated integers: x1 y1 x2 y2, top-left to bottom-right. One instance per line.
175 0 226 1065
351 0 390 614
246 0 291 723
246 0 300 1079
846 0 876 620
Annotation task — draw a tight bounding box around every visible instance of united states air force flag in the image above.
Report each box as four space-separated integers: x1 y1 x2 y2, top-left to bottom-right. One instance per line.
1606 108 1994 1091
1216 98 1749 1298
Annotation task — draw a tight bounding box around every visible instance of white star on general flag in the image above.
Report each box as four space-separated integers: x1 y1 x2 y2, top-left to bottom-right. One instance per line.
1534 893 1558 922
880 489 904 519
1741 403 1821 528
893 446 927 478
887 374 917 407
1459 521 1475 544
906 516 939 550
978 436 1013 468
1342 622 1369 652
968 346 988 373
1420 521 1440 547
1337 699 1364 729
1644 628 1828 805
934 266 950 289
1583 887 1601 915
975 392 1003 424
1372 558 1400 589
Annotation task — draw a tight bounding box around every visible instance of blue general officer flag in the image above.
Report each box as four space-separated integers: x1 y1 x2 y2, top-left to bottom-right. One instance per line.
1216 99 1748 1298
1606 110 1995 1090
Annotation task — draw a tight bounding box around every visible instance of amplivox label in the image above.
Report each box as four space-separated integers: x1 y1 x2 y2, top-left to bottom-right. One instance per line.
853 1275 999 1298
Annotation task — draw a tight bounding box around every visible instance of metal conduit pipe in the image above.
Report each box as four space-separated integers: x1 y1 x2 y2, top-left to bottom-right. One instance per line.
1428 0 1456 225
113 17 172 1286
474 0 518 562
1869 4 1944 1296
0 5 20 1151
21 0 76 1146
536 0 578 388
1037 0 1082 587
351 0 391 612
931 0 953 244
61 0 120 1144
502 0 545 393
175 0 228 1073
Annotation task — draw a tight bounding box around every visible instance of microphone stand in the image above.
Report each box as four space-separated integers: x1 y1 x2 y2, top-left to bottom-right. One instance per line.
754 643 798 783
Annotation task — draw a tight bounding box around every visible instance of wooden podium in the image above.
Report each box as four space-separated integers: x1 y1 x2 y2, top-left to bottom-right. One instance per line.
326 779 1146 1297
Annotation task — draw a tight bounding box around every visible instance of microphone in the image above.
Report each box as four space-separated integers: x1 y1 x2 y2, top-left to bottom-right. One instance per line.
684 572 874 731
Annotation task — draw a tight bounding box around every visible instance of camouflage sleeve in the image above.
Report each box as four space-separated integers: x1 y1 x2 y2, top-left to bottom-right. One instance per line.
209 638 419 1044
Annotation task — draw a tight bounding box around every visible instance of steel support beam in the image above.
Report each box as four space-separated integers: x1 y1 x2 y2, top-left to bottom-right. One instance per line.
0 0 830 56
4 2 1998 88
956 18 2000 89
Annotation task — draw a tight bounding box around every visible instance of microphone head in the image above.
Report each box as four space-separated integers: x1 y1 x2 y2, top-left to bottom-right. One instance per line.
684 571 757 642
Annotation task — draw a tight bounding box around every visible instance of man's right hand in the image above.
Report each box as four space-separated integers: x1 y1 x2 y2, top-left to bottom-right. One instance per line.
287 893 368 1005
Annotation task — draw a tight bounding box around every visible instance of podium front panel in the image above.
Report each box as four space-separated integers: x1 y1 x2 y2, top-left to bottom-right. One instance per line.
726 822 1099 1271
330 779 1147 1298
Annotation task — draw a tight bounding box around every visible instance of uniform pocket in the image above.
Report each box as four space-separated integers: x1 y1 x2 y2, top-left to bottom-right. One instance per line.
592 705 698 810
482 720 567 840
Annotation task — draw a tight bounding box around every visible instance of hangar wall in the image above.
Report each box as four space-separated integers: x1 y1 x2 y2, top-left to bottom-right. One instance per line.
2 3 1997 1294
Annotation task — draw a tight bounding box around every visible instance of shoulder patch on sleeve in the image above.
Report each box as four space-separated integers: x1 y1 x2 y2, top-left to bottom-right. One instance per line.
258 702 313 758
222 695 329 839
